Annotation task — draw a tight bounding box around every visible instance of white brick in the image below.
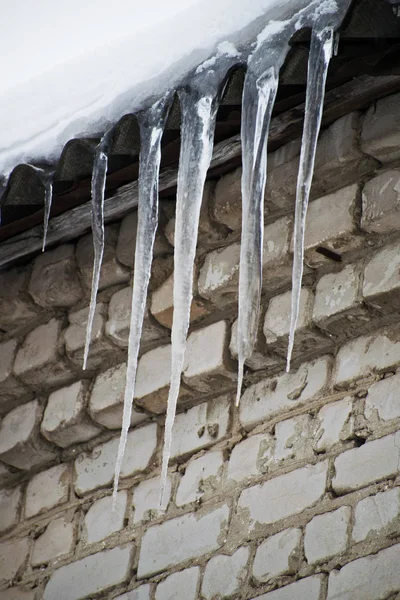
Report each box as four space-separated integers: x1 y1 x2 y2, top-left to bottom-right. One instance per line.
230 318 278 371
13 318 72 388
227 434 273 485
176 450 224 506
0 538 30 583
89 363 147 429
255 575 323 600
361 91 400 163
183 321 235 392
116 211 170 268
212 167 242 230
332 432 400 494
0 400 56 470
25 464 70 518
363 242 400 313
240 357 330 429
253 528 301 583
327 543 400 600
237 461 327 529
0 588 35 600
150 272 208 329
171 396 231 460
198 242 241 303
43 544 133 600
304 506 350 564
156 567 200 600
314 397 353 453
106 286 163 349
32 517 74 566
352 488 400 542
74 423 157 495
362 170 400 233
335 330 400 386
0 339 29 414
41 381 100 447
0 266 41 333
138 504 230 578
83 490 127 544
114 585 151 600
132 475 172 523
64 303 114 368
0 485 22 533
273 414 313 464
202 547 249 599
365 372 400 422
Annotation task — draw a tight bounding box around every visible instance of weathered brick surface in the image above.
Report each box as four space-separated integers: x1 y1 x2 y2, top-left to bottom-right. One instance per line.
31 516 75 566
363 242 400 314
255 575 323 600
227 433 273 485
198 242 240 305
176 450 224 507
304 506 351 564
132 475 172 523
43 544 133 600
64 303 115 368
314 397 354 453
201 547 249 599
155 567 200 600
364 373 400 423
29 244 83 308
41 380 101 447
137 504 229 578
0 339 30 415
361 92 400 163
114 585 151 600
230 317 279 371
0 538 30 583
0 400 56 470
0 266 41 333
150 272 208 329
83 491 127 544
116 211 171 269
0 485 22 533
252 528 301 583
25 464 70 518
352 488 400 543
362 169 400 233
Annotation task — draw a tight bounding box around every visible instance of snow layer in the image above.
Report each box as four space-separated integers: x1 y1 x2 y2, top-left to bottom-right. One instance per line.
0 0 309 175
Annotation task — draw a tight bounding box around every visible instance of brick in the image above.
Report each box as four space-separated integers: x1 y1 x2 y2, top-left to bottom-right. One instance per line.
137 504 229 578
273 414 313 465
0 463 14 486
352 488 400 542
0 339 30 415
0 588 35 600
362 169 400 233
327 543 400 600
255 575 323 600
332 432 400 494
41 381 101 447
239 357 330 429
202 547 249 599
29 244 83 308
334 329 400 386
212 167 242 230
83 490 127 544
176 450 224 507
89 363 147 429
253 528 301 583
183 321 236 392
116 211 171 269
31 516 74 566
304 506 350 564
64 303 115 369
237 461 327 529
230 318 280 372
76 224 130 291
361 92 400 163
170 396 231 460
106 286 164 349
74 423 157 495
314 397 354 453
0 538 30 583
363 242 400 314
150 272 208 329
0 266 41 333
0 485 22 533
155 567 200 600
365 372 400 422
132 475 172 523
25 464 70 518
198 242 241 305
114 585 151 600
313 264 371 338
43 544 133 600
227 434 273 485
14 318 73 389
0 400 56 470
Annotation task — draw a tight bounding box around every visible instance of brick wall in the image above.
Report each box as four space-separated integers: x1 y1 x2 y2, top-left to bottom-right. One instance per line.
0 91 400 600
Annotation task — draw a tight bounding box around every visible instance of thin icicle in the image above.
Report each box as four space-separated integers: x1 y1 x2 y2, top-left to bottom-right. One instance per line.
159 50 239 506
42 172 54 252
286 25 334 372
83 129 113 370
112 95 172 507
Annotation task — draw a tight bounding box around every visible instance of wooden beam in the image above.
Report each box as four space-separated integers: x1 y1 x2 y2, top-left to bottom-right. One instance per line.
1 74 400 270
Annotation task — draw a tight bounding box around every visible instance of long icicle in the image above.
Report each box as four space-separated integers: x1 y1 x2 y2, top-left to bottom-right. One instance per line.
112 95 171 506
286 25 334 372
83 129 113 370
42 171 54 252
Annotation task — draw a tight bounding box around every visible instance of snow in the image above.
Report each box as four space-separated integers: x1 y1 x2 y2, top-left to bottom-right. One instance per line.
1 0 310 176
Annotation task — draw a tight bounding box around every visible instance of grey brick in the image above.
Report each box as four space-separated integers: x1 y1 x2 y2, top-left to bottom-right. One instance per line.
25 464 70 518
0 485 22 533
252 528 301 583
362 170 400 233
32 516 74 566
155 567 200 600
83 491 127 544
361 92 400 163
304 506 351 564
202 547 249 599
132 475 172 523
254 575 323 600
365 373 400 423
363 242 400 314
176 450 224 507
0 538 30 583
352 488 400 542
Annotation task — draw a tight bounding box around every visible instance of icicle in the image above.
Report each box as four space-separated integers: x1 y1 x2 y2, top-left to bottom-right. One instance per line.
159 50 239 506
286 25 334 372
112 95 172 507
83 129 113 370
42 172 54 252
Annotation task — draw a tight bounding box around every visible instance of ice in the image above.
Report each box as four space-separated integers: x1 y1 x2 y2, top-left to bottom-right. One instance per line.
112 95 172 506
28 165 54 252
159 50 239 506
83 129 113 370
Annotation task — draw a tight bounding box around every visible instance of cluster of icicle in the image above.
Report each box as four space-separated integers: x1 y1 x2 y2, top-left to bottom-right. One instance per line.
37 0 352 506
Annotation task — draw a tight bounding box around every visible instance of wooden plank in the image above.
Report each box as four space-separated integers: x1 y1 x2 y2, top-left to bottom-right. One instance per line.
1 74 400 270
